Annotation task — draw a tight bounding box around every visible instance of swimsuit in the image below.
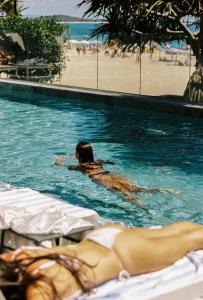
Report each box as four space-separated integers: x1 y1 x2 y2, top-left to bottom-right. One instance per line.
85 227 130 280
85 227 121 249
89 170 110 178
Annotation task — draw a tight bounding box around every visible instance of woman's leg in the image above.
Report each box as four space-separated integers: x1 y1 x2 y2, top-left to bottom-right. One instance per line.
147 228 203 267
137 229 203 274
102 221 203 239
135 187 180 194
93 174 142 203
106 174 180 195
115 227 203 275
132 221 203 239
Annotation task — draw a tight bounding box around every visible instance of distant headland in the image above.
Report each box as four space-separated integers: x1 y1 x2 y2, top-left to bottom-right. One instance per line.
23 14 101 23
55 15 98 23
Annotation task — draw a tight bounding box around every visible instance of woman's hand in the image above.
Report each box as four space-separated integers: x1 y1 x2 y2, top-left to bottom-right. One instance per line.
55 159 63 166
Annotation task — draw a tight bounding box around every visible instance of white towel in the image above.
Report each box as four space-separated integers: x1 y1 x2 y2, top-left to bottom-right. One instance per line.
0 188 100 222
0 206 93 235
77 250 203 300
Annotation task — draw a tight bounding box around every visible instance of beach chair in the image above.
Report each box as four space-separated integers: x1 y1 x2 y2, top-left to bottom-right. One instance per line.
1 252 203 300
0 279 20 300
0 187 99 222
0 182 14 193
0 186 99 250
0 290 6 300
75 250 203 300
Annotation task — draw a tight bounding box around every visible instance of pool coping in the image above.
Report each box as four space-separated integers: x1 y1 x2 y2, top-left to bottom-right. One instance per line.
0 79 202 118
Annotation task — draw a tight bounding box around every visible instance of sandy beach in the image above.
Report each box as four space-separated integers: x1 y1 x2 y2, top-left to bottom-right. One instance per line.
57 47 196 97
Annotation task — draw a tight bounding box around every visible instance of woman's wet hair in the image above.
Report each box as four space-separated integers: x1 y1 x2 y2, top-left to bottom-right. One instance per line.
76 142 94 163
0 253 96 300
0 258 31 300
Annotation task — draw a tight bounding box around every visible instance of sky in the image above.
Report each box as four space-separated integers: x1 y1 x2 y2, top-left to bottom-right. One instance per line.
23 0 88 17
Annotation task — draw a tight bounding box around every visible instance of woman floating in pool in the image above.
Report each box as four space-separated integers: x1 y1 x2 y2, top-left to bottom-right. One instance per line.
55 142 179 206
1 221 203 300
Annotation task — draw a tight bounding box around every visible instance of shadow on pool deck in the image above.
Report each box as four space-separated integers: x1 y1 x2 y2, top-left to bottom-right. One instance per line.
0 79 202 118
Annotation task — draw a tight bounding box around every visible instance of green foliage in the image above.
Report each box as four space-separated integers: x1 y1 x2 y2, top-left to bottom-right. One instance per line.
0 16 67 81
0 16 65 63
79 0 201 49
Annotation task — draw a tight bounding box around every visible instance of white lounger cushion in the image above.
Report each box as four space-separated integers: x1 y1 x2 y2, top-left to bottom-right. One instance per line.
0 206 94 235
77 250 203 300
0 188 99 223
0 291 6 300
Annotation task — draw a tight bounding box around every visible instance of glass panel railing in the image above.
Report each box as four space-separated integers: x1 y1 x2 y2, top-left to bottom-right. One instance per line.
140 34 192 97
0 30 197 101
53 39 98 90
50 34 142 95
187 45 196 101
97 38 141 94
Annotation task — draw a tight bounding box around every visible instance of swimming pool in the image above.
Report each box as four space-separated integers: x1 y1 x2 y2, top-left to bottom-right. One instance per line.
0 90 202 227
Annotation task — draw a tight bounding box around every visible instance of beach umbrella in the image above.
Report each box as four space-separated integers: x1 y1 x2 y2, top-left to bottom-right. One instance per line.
6 33 25 51
165 48 190 55
0 32 25 61
0 33 25 52
90 40 102 44
69 39 80 44
80 40 90 45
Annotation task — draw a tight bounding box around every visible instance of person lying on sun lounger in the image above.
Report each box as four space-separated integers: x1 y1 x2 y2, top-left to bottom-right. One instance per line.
0 48 15 65
55 141 180 206
1 221 203 300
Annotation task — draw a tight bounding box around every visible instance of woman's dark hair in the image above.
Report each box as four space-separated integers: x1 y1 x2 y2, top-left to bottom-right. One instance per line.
0 252 96 300
76 142 94 163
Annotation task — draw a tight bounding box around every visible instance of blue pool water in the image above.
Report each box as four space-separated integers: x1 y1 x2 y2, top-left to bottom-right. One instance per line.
0 91 203 227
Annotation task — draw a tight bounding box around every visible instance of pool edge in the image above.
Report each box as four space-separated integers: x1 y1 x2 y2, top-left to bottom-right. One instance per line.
0 79 202 118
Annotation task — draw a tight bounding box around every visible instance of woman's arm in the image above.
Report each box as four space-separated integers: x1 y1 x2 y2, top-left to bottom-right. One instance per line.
55 159 78 171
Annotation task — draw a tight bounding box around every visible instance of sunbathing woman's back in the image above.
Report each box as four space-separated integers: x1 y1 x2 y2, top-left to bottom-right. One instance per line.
1 221 203 300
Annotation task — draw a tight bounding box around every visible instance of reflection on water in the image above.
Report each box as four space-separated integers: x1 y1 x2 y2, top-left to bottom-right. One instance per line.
0 91 202 227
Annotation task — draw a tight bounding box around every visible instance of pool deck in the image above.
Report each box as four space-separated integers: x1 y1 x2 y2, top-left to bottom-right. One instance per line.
0 79 202 118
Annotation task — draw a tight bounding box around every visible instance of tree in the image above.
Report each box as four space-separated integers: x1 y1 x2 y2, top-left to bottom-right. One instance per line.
0 0 25 16
79 0 203 102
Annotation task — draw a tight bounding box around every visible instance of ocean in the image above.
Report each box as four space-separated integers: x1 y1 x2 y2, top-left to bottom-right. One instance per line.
66 22 197 49
66 22 105 42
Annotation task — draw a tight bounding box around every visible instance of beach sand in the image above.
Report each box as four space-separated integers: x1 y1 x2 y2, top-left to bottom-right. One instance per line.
57 48 196 97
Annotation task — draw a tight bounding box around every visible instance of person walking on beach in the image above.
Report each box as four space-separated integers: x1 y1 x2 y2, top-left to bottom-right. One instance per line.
92 45 97 55
1 221 203 300
82 45 86 55
76 46 81 55
55 141 179 206
150 41 156 61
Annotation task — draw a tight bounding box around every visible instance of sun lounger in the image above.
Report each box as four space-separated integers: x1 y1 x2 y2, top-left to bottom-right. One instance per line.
0 290 6 300
0 227 90 251
0 187 100 250
76 250 203 300
151 276 203 300
0 182 14 192
0 188 99 222
1 252 203 300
